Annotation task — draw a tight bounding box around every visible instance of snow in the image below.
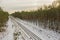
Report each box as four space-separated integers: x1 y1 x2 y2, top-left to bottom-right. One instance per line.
0 18 14 40
11 17 32 40
0 17 60 40
12 20 24 40
0 17 24 40
16 18 60 40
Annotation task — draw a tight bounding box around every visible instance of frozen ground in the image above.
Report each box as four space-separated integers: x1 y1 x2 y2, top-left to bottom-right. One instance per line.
0 18 23 40
0 18 14 40
16 18 60 40
0 17 60 40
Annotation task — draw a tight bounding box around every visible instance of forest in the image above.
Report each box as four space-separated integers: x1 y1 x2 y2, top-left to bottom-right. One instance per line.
11 1 60 32
0 7 9 32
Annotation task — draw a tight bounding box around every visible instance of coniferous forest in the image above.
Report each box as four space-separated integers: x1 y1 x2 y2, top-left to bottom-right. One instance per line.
0 7 9 32
11 1 60 32
0 0 60 40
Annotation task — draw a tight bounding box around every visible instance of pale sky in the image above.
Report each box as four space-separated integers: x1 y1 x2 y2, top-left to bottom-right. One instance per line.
0 0 54 13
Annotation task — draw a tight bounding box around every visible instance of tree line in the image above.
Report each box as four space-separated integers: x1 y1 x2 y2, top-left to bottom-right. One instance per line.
11 2 60 32
0 7 9 32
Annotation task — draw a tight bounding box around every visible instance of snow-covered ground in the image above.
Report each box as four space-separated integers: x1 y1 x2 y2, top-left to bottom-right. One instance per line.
0 17 60 40
0 18 14 40
0 17 24 40
11 19 26 40
16 18 60 40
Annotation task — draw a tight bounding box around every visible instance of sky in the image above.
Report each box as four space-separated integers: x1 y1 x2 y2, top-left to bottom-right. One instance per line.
0 0 54 13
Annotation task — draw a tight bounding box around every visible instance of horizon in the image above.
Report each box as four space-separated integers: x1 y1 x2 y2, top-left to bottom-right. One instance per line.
0 0 54 14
